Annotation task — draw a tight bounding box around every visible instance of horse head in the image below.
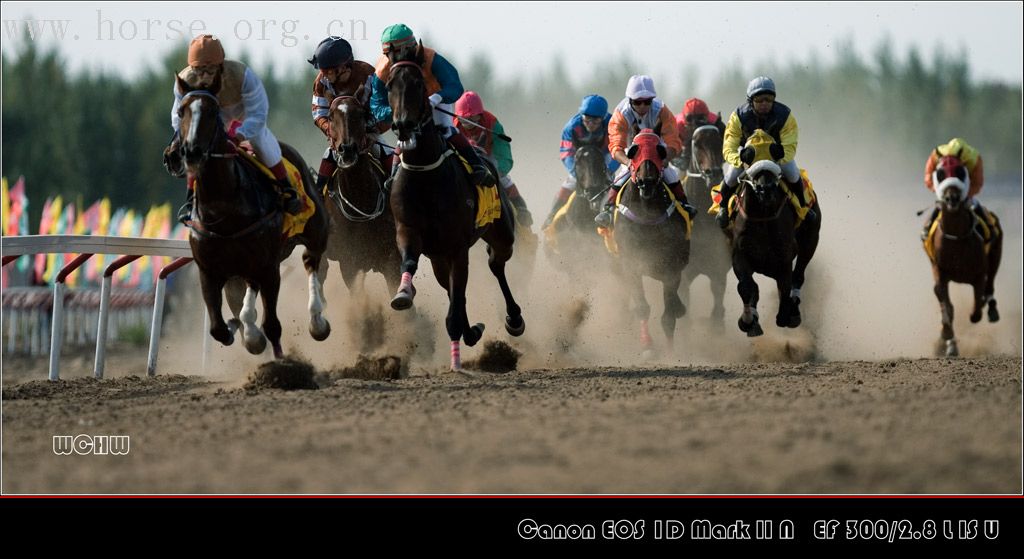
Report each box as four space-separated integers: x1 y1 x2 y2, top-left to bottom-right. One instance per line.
573 144 611 211
690 124 724 184
626 129 667 201
385 42 430 145
330 85 372 168
934 155 969 212
176 74 228 171
740 159 785 213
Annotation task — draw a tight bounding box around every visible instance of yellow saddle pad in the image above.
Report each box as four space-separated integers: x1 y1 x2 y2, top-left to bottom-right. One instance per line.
451 150 502 228
709 169 817 227
235 149 315 239
600 182 692 256
923 206 1001 263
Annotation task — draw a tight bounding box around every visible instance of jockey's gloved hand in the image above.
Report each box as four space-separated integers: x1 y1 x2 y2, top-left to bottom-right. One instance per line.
428 93 443 107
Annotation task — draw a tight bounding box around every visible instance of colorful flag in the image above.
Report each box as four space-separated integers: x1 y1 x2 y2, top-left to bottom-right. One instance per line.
89 197 112 280
41 196 63 283
8 177 30 272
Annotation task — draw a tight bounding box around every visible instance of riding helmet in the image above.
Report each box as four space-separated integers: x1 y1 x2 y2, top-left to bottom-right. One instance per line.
746 76 776 100
579 94 608 117
308 36 353 69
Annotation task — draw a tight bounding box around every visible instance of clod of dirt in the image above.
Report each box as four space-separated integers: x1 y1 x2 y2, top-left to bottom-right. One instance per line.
321 354 405 384
462 340 521 373
244 357 318 391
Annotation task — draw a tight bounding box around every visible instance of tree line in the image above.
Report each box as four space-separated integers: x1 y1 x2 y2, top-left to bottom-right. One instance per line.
3 35 1020 234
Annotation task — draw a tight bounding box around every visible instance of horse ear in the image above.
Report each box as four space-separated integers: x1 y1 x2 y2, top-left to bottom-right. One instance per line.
740 146 755 165
416 40 425 64
176 75 192 94
656 144 667 161
626 144 639 160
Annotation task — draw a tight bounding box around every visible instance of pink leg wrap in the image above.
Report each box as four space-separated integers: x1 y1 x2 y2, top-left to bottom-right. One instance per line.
399 272 415 295
450 340 461 370
640 319 652 348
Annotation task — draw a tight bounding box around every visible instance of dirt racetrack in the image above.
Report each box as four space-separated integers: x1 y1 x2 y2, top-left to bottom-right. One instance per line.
2 352 1019 494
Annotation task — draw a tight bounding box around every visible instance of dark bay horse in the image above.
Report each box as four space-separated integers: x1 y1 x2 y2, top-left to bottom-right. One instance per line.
730 152 821 337
176 77 331 358
542 144 613 272
385 44 525 370
322 90 402 298
612 130 689 352
926 155 1002 357
678 124 730 322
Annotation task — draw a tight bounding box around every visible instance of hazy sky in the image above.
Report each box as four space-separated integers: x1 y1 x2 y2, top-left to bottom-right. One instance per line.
2 1 1022 94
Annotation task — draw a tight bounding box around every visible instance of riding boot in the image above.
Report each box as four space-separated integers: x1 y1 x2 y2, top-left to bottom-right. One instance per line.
178 174 196 224
448 132 496 187
269 161 303 215
504 183 534 227
667 180 697 218
543 189 573 229
920 206 939 241
715 184 734 229
594 186 620 228
316 156 337 195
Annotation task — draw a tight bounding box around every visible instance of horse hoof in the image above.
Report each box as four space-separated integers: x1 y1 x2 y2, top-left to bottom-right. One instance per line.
788 314 802 328
989 304 1000 323
776 313 788 328
748 322 764 337
227 318 242 334
272 342 284 360
464 323 485 347
505 315 526 337
641 348 656 361
970 312 982 324
309 318 331 341
244 330 267 355
390 292 414 311
945 341 959 357
676 303 687 318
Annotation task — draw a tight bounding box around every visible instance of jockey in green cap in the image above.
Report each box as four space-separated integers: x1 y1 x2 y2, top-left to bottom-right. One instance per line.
369 23 496 188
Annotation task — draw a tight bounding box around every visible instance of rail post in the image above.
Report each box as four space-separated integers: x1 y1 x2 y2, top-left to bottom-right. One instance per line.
48 253 93 381
147 257 193 376
93 255 142 378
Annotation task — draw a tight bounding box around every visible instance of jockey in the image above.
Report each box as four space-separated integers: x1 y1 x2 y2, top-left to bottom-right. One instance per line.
674 97 726 170
165 34 301 223
543 94 620 228
594 75 694 228
308 36 393 193
921 137 992 240
717 76 812 229
454 91 534 227
368 23 495 187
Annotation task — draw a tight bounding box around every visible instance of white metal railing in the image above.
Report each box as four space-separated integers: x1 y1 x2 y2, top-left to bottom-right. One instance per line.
2 235 195 380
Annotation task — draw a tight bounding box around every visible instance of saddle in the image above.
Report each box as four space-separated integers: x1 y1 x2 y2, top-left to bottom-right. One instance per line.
709 169 817 229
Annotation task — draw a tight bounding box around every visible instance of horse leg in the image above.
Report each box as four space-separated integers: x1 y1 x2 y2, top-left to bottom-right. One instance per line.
775 272 798 329
487 242 525 337
199 271 235 347
735 260 762 337
224 277 245 336
258 269 285 359
454 250 485 348
933 272 957 357
710 268 727 323
303 248 331 341
240 281 268 355
679 266 694 318
661 275 685 349
986 232 1002 322
390 223 421 311
792 209 820 325
626 269 652 350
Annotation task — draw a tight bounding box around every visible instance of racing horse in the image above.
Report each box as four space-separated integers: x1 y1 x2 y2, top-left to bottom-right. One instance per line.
728 133 821 337
611 129 690 352
322 89 403 299
384 42 525 370
925 155 1002 357
542 144 614 273
678 124 730 322
176 76 331 358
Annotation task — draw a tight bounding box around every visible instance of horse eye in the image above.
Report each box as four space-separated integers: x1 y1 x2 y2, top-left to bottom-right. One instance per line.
955 167 967 180
936 169 946 181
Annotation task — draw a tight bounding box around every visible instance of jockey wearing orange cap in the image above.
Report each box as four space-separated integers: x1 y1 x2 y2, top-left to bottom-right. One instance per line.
164 34 300 222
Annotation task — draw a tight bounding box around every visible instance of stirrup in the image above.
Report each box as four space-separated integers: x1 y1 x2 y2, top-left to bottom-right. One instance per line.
594 209 613 228
472 165 495 187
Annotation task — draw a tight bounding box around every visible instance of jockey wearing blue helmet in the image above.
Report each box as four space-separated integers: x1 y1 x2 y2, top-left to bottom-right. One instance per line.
543 94 620 228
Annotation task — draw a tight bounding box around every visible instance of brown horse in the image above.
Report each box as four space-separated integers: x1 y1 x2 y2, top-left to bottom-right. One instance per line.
612 129 690 352
729 152 821 337
679 124 730 322
926 156 1002 357
322 90 403 298
542 144 614 275
385 43 525 370
176 78 331 359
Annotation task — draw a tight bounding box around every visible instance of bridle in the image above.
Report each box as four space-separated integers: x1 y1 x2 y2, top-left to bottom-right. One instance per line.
736 172 787 222
180 90 238 163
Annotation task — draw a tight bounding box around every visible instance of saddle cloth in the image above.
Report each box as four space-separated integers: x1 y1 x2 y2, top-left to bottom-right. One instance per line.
709 168 817 228
923 206 1001 263
234 148 315 240
452 150 503 228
